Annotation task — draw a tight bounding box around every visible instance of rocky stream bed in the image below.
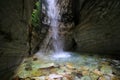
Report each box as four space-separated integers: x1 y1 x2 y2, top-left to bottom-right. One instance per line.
13 52 120 80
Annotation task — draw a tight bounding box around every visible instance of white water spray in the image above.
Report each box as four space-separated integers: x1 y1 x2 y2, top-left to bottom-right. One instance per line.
45 0 71 58
46 0 62 52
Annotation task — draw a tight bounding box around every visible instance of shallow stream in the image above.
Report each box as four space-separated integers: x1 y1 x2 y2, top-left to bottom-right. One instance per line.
14 52 120 80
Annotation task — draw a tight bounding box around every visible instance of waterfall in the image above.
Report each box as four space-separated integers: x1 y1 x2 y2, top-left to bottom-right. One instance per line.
35 0 71 58
46 0 71 58
46 0 63 53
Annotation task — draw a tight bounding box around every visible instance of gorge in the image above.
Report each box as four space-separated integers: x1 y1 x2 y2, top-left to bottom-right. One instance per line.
0 0 120 79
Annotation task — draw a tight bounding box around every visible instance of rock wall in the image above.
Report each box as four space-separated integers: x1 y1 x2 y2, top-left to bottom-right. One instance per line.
73 0 120 54
41 0 74 52
0 0 35 79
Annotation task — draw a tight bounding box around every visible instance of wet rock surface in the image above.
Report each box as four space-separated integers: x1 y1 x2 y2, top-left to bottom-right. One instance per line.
41 0 74 52
73 0 120 54
0 0 36 79
13 52 120 80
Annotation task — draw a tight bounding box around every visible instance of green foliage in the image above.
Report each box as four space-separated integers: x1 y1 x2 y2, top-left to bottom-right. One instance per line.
31 1 40 28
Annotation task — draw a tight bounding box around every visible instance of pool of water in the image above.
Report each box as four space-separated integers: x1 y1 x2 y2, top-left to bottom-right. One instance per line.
35 52 120 68
13 52 120 80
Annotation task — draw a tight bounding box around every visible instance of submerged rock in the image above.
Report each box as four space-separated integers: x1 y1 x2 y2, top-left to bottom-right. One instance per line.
25 77 31 80
33 57 38 61
80 76 91 80
98 76 106 80
38 63 58 69
25 65 32 71
63 74 74 80
31 70 42 77
66 63 75 69
82 70 89 76
104 75 111 80
111 76 120 80
90 73 99 80
100 65 113 74
75 76 81 80
32 76 46 80
46 74 63 80
79 66 89 71
92 69 103 76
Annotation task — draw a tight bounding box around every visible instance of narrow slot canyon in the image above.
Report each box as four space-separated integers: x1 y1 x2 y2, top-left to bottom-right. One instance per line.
0 0 120 80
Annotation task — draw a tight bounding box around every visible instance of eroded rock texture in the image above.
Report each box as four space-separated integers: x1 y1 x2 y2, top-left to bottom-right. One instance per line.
41 0 74 52
0 0 35 79
73 0 120 54
41 0 120 54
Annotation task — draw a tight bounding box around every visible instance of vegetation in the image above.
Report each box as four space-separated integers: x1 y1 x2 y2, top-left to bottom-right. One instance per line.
31 1 41 30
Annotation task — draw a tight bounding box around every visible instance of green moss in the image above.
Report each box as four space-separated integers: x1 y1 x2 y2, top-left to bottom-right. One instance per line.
31 1 41 29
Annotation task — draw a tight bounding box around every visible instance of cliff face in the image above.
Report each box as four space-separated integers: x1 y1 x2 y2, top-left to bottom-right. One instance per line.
73 0 120 54
0 0 35 78
41 0 74 51
41 0 120 54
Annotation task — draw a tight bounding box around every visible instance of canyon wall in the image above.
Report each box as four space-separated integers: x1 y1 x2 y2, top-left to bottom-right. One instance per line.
0 0 35 78
73 0 120 54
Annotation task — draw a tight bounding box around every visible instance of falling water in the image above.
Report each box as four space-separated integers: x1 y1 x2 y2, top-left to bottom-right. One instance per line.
46 0 62 52
45 0 71 58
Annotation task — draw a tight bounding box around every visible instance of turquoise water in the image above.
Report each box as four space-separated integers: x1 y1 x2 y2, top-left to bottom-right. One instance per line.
14 52 120 79
35 51 120 74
